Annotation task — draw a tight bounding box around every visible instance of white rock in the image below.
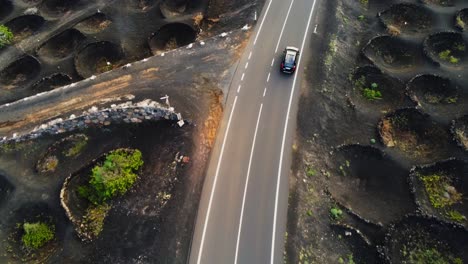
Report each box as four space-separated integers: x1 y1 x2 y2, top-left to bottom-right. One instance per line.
187 43 193 49
200 41 205 46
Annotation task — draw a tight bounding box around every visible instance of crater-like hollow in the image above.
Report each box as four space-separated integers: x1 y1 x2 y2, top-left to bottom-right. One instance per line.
350 65 410 111
408 74 458 105
74 13 111 34
383 216 468 263
5 15 45 42
40 0 80 18
331 144 415 225
378 108 451 162
0 56 41 88
410 159 468 227
379 3 434 36
423 32 468 67
362 36 420 71
148 23 197 55
74 41 124 78
31 73 72 93
37 29 85 61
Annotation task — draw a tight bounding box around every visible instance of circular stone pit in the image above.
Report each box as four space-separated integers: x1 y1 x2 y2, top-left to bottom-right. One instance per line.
350 65 409 111
40 0 80 18
31 73 72 93
407 74 465 119
5 202 59 263
36 133 88 173
74 41 124 78
331 144 415 225
0 0 13 21
362 36 420 71
74 13 112 34
410 158 468 226
383 216 468 263
148 23 197 55
451 115 468 151
5 15 45 42
456 9 468 31
423 32 468 67
379 3 434 36
378 108 451 162
0 55 41 89
37 29 85 62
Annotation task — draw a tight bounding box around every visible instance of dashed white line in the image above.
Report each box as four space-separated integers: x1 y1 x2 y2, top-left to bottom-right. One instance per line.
271 0 318 263
271 58 275 67
196 96 239 264
241 73 245 81
267 73 271 82
263 87 267 97
248 52 252 60
274 0 295 53
314 24 318 34
245 62 249 69
234 103 264 264
254 0 273 45
237 85 242 93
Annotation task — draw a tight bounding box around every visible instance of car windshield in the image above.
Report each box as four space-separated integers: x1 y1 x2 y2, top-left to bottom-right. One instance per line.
285 52 295 67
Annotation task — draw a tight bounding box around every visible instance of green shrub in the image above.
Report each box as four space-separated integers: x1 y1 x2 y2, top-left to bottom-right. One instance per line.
438 50 460 64
330 206 343 220
0 25 13 48
306 166 316 177
22 222 54 249
362 88 382 100
419 174 462 208
446 210 466 223
79 149 144 204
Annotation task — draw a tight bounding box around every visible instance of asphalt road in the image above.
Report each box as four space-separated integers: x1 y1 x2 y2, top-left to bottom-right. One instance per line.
189 0 320 263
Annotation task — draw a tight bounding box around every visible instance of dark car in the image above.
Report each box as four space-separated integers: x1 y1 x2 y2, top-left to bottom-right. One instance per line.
280 46 299 74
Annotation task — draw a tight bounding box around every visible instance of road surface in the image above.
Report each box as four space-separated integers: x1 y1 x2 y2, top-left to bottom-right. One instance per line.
189 0 321 263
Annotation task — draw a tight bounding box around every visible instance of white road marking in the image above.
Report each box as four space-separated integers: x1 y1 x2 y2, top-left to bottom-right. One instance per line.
254 0 273 45
267 73 271 82
237 85 242 93
254 10 257 21
234 103 264 264
314 24 318 34
196 96 239 264
274 0 295 53
271 0 317 263
245 62 249 69
263 87 267 97
241 73 245 81
271 58 275 67
248 52 253 60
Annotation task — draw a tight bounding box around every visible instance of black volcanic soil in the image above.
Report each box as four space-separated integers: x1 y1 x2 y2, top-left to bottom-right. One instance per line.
286 0 468 263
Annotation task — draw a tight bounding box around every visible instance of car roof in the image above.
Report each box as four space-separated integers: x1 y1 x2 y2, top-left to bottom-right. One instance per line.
286 46 299 52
